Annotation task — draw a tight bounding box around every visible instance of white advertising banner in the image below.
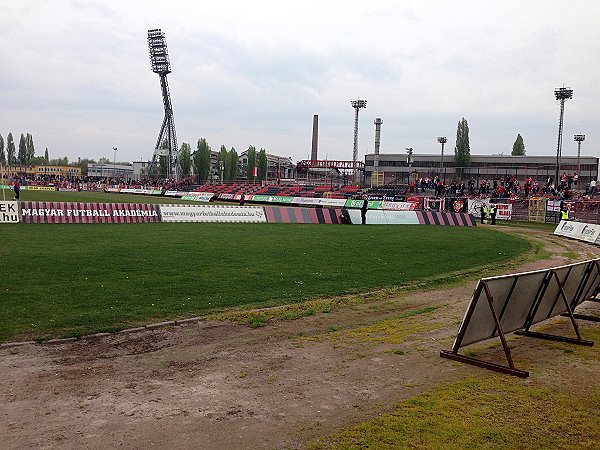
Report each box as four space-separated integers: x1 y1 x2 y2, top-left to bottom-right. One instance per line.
181 192 214 202
160 205 266 223
554 220 584 239
555 220 600 244
291 197 347 207
494 203 512 220
347 209 420 225
0 201 19 223
382 201 418 211
467 198 490 217
579 223 600 243
547 200 562 212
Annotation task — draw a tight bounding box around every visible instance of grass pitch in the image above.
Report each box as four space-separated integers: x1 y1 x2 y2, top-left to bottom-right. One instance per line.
0 222 530 341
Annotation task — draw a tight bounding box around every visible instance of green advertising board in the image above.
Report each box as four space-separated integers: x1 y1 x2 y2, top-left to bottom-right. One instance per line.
345 199 382 209
251 195 294 204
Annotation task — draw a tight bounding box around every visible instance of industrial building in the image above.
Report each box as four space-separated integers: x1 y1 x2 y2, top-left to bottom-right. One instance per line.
364 153 599 188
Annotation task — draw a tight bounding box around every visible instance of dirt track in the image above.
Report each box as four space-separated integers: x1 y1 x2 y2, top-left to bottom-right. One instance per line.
1 227 599 449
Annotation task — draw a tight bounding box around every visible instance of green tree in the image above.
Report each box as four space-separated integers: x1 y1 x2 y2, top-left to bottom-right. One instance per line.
257 148 268 181
25 133 35 163
512 133 526 156
44 147 49 163
157 139 169 178
227 147 238 180
193 138 211 181
0 134 5 166
18 133 26 165
73 158 96 176
246 145 256 179
217 145 228 181
179 142 192 177
28 156 47 166
454 118 471 179
50 156 69 165
6 133 15 166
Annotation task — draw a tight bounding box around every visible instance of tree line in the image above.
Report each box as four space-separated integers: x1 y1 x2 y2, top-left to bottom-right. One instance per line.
453 118 525 177
0 132 70 168
163 140 269 181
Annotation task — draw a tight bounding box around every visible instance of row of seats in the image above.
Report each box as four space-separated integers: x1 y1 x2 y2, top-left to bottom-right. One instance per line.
190 182 362 199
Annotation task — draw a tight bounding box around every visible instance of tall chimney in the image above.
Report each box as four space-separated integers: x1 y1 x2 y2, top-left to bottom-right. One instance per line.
374 118 383 170
311 115 319 161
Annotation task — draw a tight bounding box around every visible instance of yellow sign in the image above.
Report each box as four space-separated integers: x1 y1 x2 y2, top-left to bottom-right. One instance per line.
27 186 56 191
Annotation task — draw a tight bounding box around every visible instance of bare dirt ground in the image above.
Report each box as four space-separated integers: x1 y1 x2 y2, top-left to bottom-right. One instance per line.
1 227 599 450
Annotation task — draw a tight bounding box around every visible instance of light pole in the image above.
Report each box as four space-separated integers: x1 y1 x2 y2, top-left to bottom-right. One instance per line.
574 134 585 186
554 87 573 189
113 147 117 182
437 136 447 181
351 99 367 183
405 147 413 184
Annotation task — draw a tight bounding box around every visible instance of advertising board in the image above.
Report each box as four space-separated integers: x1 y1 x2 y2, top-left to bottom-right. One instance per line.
19 202 161 223
180 192 214 202
160 205 266 223
0 201 19 223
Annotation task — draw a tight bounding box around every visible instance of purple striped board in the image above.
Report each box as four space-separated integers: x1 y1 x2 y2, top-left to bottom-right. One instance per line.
264 206 343 224
416 211 477 226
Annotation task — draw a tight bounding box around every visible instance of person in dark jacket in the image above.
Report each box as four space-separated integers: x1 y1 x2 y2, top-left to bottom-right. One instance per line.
480 204 487 224
360 195 368 225
13 178 20 200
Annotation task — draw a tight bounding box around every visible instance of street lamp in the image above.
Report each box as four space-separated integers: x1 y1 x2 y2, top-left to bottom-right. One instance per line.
113 147 117 182
554 87 573 189
574 134 585 186
437 136 447 181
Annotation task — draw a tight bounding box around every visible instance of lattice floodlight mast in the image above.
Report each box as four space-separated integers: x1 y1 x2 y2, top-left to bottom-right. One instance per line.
437 136 447 180
148 29 179 180
554 86 573 189
574 134 585 182
351 99 367 183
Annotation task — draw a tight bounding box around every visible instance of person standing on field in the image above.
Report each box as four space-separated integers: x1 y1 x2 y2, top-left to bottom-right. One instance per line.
490 205 497 225
480 204 487 224
13 178 20 200
360 195 368 225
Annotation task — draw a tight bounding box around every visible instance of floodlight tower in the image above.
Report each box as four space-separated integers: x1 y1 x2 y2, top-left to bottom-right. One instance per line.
405 148 413 167
437 136 447 179
148 29 178 180
351 99 367 183
374 118 382 171
554 86 573 189
574 134 585 183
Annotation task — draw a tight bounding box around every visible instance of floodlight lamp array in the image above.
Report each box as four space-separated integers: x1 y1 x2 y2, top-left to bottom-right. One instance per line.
148 29 171 74
351 99 367 109
574 134 586 142
554 87 573 101
437 136 447 144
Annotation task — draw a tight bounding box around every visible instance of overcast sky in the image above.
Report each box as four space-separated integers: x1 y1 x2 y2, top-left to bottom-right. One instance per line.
1 0 598 164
